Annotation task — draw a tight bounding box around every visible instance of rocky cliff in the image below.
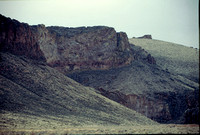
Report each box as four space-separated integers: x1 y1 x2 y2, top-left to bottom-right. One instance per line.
0 14 155 74
0 15 45 60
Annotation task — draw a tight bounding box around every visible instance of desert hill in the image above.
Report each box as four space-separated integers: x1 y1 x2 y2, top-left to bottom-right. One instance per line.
66 39 199 123
68 48 199 123
0 52 157 129
66 37 199 124
129 38 199 83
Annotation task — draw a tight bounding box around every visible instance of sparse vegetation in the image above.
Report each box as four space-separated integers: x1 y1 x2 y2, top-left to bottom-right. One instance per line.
129 38 199 82
0 124 199 134
0 52 156 131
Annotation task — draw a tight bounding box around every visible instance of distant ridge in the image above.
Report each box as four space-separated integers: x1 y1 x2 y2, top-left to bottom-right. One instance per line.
129 38 199 83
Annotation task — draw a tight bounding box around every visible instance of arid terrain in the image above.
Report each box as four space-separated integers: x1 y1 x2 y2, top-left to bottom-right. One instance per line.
129 38 199 82
0 14 199 134
0 125 199 134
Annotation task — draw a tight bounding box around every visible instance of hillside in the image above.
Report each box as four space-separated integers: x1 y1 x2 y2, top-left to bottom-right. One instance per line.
67 37 199 124
0 52 157 129
67 38 199 124
129 38 199 82
68 52 199 123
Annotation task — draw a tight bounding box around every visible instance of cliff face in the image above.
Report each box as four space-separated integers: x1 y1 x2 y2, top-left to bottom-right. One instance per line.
0 15 45 60
0 14 155 73
98 88 199 123
98 88 172 123
45 26 135 73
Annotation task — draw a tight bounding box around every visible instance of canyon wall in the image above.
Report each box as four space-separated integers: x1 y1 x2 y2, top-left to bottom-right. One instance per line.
98 88 199 123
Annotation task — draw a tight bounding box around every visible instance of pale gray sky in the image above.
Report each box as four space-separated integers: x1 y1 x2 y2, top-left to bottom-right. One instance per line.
0 0 199 48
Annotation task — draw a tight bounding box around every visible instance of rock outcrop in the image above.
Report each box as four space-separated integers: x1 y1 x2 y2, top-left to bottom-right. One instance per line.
138 35 152 39
98 88 172 123
45 26 135 73
0 14 155 74
0 15 46 60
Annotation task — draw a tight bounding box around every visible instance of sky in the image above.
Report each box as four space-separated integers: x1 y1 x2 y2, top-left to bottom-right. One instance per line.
0 0 199 48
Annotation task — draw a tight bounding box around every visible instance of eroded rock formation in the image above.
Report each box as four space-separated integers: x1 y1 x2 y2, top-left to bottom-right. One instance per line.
0 14 155 74
0 15 45 60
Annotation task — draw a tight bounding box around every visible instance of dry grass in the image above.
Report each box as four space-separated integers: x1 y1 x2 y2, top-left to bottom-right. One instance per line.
0 52 158 133
0 124 199 134
129 38 199 82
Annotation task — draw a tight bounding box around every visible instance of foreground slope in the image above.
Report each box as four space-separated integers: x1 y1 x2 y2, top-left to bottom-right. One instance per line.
129 38 199 82
0 52 157 129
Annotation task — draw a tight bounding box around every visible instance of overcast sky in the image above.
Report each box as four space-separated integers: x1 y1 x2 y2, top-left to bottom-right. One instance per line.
0 0 199 48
